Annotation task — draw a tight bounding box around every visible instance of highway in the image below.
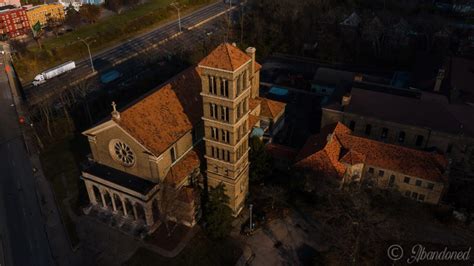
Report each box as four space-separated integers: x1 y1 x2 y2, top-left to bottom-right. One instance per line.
23 1 235 105
0 48 54 265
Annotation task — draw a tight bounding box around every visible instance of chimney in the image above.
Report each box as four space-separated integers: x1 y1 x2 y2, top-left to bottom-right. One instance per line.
246 47 256 77
111 101 120 120
433 68 445 92
341 93 352 106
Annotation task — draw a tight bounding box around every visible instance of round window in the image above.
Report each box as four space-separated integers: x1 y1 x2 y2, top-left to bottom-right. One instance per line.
109 140 135 167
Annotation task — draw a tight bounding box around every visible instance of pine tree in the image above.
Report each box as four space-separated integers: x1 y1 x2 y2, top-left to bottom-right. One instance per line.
205 183 233 239
249 136 272 183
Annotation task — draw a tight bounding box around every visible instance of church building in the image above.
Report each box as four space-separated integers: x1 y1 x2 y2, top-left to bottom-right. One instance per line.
80 43 283 234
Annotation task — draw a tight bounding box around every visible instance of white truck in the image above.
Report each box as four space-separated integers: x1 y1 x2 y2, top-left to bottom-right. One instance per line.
32 61 76 86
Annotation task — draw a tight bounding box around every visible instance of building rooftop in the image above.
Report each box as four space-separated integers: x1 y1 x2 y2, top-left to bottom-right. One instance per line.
164 149 201 188
83 163 157 194
257 97 286 120
313 67 355 88
117 67 203 156
296 123 448 183
198 43 251 72
249 114 259 128
324 88 474 137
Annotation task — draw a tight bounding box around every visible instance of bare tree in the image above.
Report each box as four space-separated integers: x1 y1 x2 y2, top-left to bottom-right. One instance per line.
39 100 53 138
157 182 180 236
47 17 63 38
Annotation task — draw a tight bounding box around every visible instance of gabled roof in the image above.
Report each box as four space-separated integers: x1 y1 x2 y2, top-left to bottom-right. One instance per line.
339 149 366 165
177 187 198 203
198 43 251 72
249 114 260 128
259 97 286 119
296 123 448 183
117 67 203 156
165 149 200 188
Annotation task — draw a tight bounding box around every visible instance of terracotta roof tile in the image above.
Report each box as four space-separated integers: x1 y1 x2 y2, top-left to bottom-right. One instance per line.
249 97 261 112
249 114 259 128
295 148 341 179
258 97 286 119
199 43 251 71
339 149 366 165
117 68 202 155
296 123 448 182
177 187 198 203
165 149 201 187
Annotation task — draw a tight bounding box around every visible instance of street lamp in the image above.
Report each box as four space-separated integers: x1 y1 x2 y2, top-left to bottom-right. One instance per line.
249 203 253 231
77 37 96 73
170 2 183 32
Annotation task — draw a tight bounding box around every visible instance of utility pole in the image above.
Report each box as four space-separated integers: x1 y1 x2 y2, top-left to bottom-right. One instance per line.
77 37 96 73
171 2 183 32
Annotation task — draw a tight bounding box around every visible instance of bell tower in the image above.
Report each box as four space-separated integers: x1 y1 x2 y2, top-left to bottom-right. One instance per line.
198 43 253 215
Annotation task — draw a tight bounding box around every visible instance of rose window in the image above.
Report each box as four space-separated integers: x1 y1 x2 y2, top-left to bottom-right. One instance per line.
110 140 135 166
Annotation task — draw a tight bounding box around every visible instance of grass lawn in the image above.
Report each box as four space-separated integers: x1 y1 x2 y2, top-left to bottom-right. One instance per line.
15 0 217 82
124 231 242 266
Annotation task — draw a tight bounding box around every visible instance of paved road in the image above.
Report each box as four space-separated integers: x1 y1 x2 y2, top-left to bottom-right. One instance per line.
0 49 54 265
23 1 234 105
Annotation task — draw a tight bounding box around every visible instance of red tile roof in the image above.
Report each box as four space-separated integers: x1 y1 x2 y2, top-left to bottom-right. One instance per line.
165 149 201 187
339 150 366 165
199 43 251 71
249 97 261 112
117 67 203 155
296 123 448 182
258 97 286 119
249 114 259 128
177 187 198 204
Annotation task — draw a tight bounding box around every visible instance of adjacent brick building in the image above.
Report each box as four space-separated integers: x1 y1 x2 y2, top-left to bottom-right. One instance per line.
0 6 30 38
295 123 449 204
321 88 474 175
26 4 65 28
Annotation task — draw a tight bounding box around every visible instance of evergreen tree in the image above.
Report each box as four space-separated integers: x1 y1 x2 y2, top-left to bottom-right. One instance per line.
249 136 272 183
205 183 233 239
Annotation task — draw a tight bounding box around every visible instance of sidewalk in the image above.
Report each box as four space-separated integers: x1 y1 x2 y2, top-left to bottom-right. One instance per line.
4 43 81 266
